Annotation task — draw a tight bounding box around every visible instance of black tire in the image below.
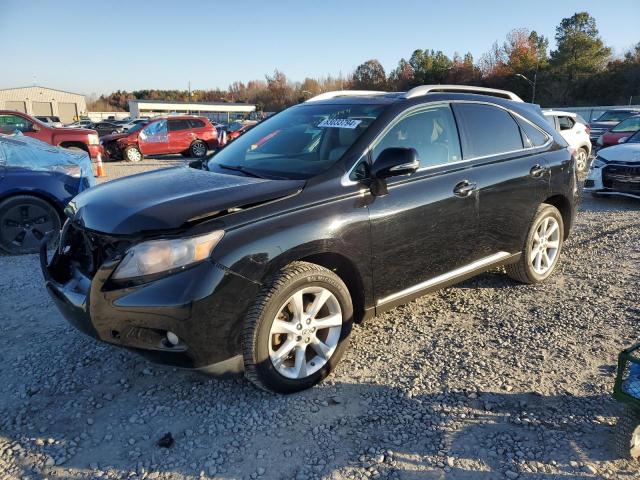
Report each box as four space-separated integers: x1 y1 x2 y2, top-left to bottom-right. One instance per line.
242 261 353 394
189 140 208 158
505 203 564 284
123 145 143 162
0 195 61 254
615 406 640 461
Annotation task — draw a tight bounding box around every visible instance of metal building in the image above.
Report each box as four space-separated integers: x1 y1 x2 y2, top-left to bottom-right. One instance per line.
0 86 87 123
129 99 256 123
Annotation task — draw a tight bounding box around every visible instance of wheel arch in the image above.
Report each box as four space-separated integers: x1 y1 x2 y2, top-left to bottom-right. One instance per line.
543 194 573 240
57 141 88 152
0 190 66 218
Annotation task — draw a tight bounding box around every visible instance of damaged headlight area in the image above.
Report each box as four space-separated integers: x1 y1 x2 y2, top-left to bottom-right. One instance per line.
590 156 607 169
112 230 224 280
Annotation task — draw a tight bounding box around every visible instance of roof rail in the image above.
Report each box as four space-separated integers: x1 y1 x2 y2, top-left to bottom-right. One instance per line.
305 90 386 102
403 85 524 102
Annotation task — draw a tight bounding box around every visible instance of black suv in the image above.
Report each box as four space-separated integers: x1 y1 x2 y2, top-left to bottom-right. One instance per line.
41 86 578 393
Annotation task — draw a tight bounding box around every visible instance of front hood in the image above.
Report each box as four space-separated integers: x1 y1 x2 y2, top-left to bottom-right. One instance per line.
101 132 129 142
598 144 640 163
68 166 304 235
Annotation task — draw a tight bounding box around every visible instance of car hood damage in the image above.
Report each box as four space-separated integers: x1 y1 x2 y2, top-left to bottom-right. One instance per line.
67 166 304 235
598 144 640 163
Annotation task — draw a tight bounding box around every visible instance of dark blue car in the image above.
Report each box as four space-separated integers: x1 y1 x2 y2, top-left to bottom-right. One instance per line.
0 134 95 254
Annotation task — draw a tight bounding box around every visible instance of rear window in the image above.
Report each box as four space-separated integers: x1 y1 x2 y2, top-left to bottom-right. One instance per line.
454 103 523 158
189 119 205 128
518 119 549 148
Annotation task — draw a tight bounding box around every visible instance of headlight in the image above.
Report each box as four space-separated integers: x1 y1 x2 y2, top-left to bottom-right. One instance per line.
591 156 606 169
53 165 81 177
112 230 224 280
88 133 100 145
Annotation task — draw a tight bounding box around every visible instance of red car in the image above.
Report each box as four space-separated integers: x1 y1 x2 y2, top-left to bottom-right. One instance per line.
226 121 256 142
0 110 103 160
597 114 640 149
101 116 218 162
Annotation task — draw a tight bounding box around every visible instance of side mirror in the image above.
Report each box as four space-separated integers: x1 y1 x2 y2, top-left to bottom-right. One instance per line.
372 147 419 179
369 147 420 196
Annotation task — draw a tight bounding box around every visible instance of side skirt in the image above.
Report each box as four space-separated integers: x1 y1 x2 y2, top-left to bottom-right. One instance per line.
374 252 520 316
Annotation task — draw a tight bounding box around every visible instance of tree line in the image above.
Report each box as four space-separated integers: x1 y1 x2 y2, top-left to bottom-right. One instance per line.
88 12 639 113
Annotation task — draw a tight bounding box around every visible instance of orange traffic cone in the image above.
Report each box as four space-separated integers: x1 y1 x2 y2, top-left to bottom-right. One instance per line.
95 153 105 178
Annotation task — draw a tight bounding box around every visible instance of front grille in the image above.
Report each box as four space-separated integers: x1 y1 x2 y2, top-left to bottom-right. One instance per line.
602 164 640 193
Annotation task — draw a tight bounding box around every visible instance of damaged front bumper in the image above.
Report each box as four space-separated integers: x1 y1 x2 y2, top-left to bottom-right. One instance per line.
40 229 260 375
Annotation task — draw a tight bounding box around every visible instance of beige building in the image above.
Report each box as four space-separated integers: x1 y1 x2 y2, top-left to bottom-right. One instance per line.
0 86 87 123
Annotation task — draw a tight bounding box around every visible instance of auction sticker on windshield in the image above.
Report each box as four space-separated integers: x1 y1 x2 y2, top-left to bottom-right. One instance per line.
317 118 362 129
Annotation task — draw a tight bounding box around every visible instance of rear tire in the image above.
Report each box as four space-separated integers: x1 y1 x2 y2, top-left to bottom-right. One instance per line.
123 145 143 162
616 406 640 461
242 261 353 394
0 195 61 254
189 140 208 158
575 147 589 173
505 203 564 284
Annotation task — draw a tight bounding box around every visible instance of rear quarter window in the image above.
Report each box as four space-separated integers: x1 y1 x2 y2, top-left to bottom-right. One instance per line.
453 103 523 158
189 119 206 128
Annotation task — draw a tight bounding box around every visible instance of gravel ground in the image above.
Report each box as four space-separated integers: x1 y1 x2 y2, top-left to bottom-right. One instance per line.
0 163 639 479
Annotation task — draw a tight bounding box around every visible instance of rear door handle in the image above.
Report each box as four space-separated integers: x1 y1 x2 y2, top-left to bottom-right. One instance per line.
530 164 546 177
453 180 477 197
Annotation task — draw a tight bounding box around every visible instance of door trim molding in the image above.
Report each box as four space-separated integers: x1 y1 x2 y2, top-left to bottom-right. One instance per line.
376 251 512 307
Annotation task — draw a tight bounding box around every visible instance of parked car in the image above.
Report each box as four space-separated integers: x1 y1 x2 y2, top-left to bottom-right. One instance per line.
226 121 256 142
0 134 95 254
589 109 640 145
0 111 103 160
94 121 124 137
101 116 217 162
66 119 95 129
41 86 577 393
543 110 592 172
584 129 640 199
597 115 640 149
35 116 64 128
119 118 150 131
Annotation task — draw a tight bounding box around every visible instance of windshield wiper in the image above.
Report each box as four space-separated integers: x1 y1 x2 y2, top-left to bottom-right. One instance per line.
218 164 267 179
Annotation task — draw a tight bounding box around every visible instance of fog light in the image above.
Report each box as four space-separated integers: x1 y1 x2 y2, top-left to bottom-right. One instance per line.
166 331 180 346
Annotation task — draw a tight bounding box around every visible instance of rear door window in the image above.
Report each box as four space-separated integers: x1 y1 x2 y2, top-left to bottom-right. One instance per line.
168 119 191 132
453 103 523 158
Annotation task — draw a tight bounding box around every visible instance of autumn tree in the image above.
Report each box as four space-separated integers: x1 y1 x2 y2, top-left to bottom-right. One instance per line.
350 59 387 90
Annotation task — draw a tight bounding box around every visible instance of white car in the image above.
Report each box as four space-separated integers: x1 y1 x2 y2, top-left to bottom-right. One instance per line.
584 129 640 199
543 110 592 172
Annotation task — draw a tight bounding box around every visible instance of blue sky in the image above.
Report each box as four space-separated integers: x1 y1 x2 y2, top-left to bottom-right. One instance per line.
1 0 638 96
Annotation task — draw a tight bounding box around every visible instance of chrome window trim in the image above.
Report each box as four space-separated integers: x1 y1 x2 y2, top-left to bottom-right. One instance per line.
341 100 553 186
377 251 512 306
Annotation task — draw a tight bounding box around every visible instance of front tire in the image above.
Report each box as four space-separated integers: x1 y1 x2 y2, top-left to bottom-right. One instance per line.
505 203 564 284
242 261 353 393
616 406 640 461
123 145 143 162
0 195 61 254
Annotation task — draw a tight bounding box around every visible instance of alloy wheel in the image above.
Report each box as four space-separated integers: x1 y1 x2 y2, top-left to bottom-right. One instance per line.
1 203 55 251
192 142 207 157
127 148 142 162
530 216 560 275
268 286 342 380
575 149 588 172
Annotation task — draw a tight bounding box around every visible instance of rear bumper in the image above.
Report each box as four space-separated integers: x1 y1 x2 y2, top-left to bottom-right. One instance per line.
40 237 260 373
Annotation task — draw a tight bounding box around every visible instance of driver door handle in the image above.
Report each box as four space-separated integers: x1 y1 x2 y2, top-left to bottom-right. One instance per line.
529 164 546 177
453 180 477 197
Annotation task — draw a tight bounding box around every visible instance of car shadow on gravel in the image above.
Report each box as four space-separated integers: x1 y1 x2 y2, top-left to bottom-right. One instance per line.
2 360 628 480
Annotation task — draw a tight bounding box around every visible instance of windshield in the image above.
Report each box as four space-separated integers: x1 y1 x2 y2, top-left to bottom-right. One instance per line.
208 103 385 180
596 110 637 123
128 122 147 133
611 116 640 133
627 130 640 143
